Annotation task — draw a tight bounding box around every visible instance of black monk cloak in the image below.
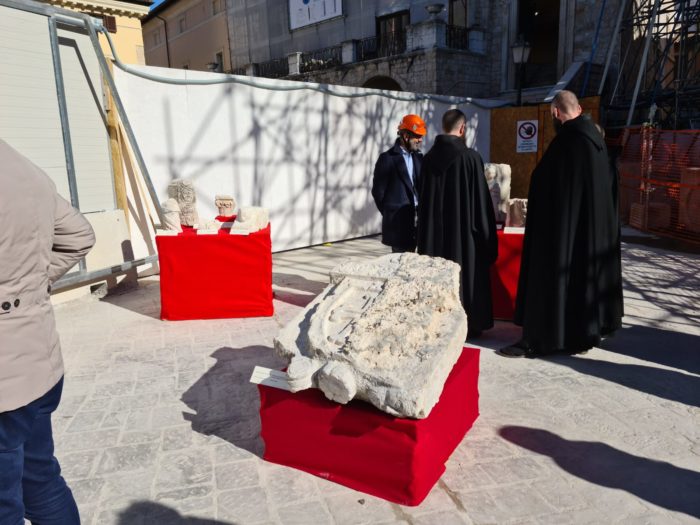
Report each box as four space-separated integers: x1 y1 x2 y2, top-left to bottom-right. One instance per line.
514 115 623 353
417 134 498 333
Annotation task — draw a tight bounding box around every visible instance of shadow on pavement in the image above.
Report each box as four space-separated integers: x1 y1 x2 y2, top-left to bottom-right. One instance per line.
545 354 700 408
180 346 285 457
116 501 226 524
598 324 700 375
272 271 327 307
98 279 162 320
499 425 700 519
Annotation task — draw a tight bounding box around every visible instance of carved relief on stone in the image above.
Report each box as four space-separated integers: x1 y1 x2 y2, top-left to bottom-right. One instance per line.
215 194 237 218
161 198 182 232
274 253 468 419
506 198 528 227
167 179 199 227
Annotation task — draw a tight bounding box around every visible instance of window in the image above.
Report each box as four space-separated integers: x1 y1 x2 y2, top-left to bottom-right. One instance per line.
448 0 468 27
376 10 409 57
182 64 189 69
178 17 186 33
102 15 117 33
152 31 161 46
212 0 222 15
215 51 224 72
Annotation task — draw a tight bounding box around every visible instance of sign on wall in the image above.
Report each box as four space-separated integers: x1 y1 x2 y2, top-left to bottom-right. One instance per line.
289 0 342 30
516 120 538 153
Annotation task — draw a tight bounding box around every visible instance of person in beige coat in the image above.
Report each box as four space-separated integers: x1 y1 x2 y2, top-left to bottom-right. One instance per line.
0 139 95 524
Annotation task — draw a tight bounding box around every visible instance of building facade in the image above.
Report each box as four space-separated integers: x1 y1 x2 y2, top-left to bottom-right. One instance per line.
223 0 622 101
142 0 232 72
140 0 624 101
44 0 150 64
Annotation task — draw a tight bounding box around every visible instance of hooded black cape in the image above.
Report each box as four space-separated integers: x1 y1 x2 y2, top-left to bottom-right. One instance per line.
417 134 498 333
514 115 623 353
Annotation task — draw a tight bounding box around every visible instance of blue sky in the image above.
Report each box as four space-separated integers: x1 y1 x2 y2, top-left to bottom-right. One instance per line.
150 0 166 10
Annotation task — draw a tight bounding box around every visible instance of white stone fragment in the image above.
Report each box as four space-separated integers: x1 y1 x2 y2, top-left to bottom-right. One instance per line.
274 253 468 419
484 163 512 222
167 179 200 226
161 198 182 232
230 206 269 234
506 198 528 227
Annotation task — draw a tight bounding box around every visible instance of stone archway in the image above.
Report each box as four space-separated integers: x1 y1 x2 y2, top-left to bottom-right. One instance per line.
362 76 403 91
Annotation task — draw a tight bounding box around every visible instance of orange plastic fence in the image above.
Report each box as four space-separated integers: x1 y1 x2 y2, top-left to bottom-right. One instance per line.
617 127 700 244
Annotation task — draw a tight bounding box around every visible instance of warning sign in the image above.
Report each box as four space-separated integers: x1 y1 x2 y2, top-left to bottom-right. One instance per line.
516 120 538 153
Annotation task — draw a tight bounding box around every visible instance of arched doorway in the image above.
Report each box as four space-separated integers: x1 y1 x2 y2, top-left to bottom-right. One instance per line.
362 76 403 91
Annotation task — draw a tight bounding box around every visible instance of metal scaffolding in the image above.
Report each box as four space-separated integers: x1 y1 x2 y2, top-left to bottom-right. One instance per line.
605 0 700 129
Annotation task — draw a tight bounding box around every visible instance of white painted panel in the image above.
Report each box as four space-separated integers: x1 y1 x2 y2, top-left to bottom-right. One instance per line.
57 25 115 212
0 6 70 199
115 66 493 252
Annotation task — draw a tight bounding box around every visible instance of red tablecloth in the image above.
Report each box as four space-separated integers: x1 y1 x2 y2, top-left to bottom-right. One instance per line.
156 225 273 320
491 229 524 320
258 347 480 506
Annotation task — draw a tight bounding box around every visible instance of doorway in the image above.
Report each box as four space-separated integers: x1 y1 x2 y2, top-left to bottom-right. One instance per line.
518 0 560 87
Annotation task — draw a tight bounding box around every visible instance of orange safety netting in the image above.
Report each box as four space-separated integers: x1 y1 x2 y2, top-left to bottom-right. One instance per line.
617 127 700 244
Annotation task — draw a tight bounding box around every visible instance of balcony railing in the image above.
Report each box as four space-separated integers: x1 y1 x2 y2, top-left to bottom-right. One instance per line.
231 66 247 76
358 36 378 61
358 30 406 61
257 57 289 79
301 45 342 73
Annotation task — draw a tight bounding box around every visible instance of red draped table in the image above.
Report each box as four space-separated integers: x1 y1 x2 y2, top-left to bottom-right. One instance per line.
156 225 273 320
490 229 524 320
258 347 480 506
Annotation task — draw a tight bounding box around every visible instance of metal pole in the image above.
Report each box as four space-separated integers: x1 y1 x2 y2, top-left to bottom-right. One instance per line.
598 0 628 96
47 17 80 210
626 0 662 127
81 17 166 225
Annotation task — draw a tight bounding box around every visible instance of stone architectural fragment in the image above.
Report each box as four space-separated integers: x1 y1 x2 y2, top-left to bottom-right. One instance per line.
215 194 237 217
230 206 269 234
167 179 199 227
161 198 182 231
274 253 468 419
484 163 512 223
506 198 528 227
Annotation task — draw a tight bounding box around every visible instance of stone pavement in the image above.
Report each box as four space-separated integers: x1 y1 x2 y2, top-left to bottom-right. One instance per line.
50 234 700 524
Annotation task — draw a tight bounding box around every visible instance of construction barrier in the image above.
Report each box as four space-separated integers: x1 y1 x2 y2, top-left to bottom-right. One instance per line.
617 127 700 244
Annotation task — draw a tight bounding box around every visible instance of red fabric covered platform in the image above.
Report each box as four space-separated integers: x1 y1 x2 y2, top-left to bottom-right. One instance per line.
258 347 480 506
156 225 273 320
491 229 524 320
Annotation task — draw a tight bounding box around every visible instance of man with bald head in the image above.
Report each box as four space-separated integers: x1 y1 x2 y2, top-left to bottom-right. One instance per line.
499 90 623 357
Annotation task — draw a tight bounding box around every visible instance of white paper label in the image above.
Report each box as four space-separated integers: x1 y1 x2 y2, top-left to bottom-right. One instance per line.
504 226 525 234
250 366 293 391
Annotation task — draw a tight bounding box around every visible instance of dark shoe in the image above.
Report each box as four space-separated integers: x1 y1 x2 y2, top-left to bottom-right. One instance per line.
497 341 538 359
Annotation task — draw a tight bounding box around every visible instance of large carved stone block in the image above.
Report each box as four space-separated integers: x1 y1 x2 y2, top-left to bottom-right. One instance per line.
274 253 468 419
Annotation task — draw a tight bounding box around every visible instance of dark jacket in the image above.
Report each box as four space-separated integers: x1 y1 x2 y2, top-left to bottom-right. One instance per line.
417 134 498 333
514 115 623 353
372 139 423 249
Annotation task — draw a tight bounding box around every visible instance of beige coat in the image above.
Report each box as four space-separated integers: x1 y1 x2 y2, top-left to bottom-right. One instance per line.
0 139 95 412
